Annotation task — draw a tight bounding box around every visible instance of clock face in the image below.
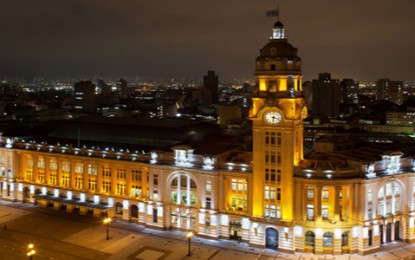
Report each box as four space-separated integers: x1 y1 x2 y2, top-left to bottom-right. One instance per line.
265 111 282 124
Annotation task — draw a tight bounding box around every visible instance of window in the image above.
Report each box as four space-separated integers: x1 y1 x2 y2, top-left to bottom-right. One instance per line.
307 205 314 220
206 180 212 194
50 160 57 170
323 232 333 247
153 174 158 186
231 179 237 191
117 168 126 179
270 64 276 70
102 167 111 178
62 174 70 187
75 177 83 189
37 158 45 168
307 187 314 199
322 205 329 220
342 231 349 246
103 181 111 193
88 164 97 175
305 231 315 246
322 187 329 200
117 183 126 195
89 179 97 191
131 185 142 197
62 161 70 172
75 163 83 174
50 173 57 185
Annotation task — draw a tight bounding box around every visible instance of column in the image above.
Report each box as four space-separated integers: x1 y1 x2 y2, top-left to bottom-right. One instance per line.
70 159 76 189
334 186 340 221
111 164 117 195
177 175 181 205
57 158 62 186
83 161 89 191
97 164 103 192
186 175 191 207
316 186 322 221
45 157 50 184
33 156 39 182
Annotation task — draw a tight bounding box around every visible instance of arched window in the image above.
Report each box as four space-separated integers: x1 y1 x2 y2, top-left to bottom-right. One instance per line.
170 174 197 206
342 231 349 246
323 232 333 247
130 205 138 218
305 231 315 246
377 181 401 216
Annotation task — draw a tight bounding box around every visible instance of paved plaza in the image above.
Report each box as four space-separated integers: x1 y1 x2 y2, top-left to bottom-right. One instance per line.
0 201 415 260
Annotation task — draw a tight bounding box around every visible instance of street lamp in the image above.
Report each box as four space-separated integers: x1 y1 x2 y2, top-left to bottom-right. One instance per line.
27 244 36 260
103 217 112 240
187 231 193 256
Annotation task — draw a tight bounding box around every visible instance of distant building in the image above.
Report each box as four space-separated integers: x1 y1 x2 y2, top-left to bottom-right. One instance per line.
203 71 219 104
340 78 359 104
376 78 403 105
74 81 96 113
312 73 341 118
386 111 415 126
116 79 128 99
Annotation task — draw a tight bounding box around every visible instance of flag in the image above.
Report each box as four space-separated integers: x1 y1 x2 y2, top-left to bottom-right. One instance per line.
266 9 279 17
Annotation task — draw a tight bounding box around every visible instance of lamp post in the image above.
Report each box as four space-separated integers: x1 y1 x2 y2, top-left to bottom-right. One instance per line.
103 217 112 240
187 231 193 256
27 244 36 260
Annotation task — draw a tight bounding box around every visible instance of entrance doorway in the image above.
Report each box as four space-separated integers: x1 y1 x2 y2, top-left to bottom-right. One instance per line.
229 221 242 240
265 228 279 250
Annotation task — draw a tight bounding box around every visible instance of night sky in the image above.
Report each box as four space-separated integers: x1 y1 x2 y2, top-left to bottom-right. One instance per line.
1 0 414 82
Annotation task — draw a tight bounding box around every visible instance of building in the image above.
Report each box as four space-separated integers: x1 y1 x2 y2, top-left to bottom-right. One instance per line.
2 16 415 257
74 81 96 113
376 78 403 105
312 73 341 118
203 71 219 104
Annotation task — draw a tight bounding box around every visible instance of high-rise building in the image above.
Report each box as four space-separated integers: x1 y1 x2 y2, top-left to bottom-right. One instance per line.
74 81 96 113
116 79 128 99
376 78 403 105
312 73 341 118
340 78 359 104
203 70 219 104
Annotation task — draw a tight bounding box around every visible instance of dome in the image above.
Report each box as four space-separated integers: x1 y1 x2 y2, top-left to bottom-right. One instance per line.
258 40 298 59
273 21 284 28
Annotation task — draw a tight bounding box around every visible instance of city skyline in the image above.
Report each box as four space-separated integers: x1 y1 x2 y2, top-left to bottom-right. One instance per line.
1 0 415 82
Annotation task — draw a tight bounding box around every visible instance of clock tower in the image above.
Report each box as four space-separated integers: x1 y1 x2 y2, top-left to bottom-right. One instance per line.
250 18 307 222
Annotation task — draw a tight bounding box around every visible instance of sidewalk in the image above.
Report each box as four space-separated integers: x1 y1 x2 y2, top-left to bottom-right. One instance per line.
1 200 415 260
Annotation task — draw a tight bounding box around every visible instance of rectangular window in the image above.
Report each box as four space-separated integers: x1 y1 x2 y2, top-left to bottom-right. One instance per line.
75 177 83 189
88 164 97 175
89 179 97 191
117 168 126 179
307 186 314 199
153 174 158 186
206 180 212 194
37 158 45 168
307 205 314 220
322 187 329 200
50 160 57 170
62 161 70 172
231 179 236 192
322 206 329 220
102 167 111 178
75 163 84 174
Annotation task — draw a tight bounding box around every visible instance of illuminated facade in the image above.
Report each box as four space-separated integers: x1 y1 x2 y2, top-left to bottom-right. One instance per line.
1 19 415 257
